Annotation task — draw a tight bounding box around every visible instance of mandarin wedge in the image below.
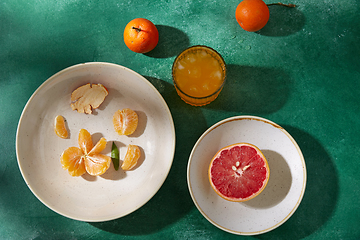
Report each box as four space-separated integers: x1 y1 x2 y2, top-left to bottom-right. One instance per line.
78 129 93 154
60 129 111 176
60 147 86 177
85 137 111 176
121 144 141 170
113 108 138 135
89 137 107 155
54 115 68 139
85 154 111 176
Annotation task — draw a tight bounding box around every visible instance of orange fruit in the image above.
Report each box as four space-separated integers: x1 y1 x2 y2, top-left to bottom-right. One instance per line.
121 144 141 170
113 108 138 136
54 115 68 139
60 129 111 176
123 18 159 53
208 143 270 202
235 0 270 32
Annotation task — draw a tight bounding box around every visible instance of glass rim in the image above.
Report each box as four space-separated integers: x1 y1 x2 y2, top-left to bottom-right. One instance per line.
172 45 227 100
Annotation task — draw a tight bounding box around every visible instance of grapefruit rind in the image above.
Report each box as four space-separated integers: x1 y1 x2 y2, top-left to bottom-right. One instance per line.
208 142 270 202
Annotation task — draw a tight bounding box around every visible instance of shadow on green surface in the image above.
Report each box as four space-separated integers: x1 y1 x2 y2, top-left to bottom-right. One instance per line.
145 25 190 58
257 5 305 37
0 11 12 42
207 64 291 114
89 76 208 235
256 126 339 240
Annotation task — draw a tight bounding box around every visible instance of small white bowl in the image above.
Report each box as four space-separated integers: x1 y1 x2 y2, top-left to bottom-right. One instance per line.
187 116 306 235
16 62 175 222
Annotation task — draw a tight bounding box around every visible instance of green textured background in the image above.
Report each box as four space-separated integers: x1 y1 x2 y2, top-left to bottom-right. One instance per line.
1 0 359 239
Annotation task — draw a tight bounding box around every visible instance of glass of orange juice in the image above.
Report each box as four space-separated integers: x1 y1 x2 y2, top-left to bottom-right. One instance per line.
172 45 226 106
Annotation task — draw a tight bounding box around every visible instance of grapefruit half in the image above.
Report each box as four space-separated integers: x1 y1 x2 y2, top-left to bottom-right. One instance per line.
208 143 270 202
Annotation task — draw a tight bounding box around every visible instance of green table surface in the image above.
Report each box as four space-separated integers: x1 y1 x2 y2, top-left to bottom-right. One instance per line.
1 0 359 239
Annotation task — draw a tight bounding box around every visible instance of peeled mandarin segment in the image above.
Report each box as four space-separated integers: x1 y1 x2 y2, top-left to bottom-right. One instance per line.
121 144 141 170
60 129 111 177
113 108 138 135
85 154 111 176
88 137 107 155
78 129 93 154
60 147 86 177
54 115 68 139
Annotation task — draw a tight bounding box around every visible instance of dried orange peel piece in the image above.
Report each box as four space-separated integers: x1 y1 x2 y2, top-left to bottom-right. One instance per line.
121 144 141 170
60 129 111 176
71 83 108 114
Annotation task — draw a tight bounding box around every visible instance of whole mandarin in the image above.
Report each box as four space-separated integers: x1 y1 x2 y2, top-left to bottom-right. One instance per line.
235 0 270 32
123 18 159 53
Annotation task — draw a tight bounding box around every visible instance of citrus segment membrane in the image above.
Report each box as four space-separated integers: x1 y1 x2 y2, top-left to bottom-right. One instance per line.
209 143 269 202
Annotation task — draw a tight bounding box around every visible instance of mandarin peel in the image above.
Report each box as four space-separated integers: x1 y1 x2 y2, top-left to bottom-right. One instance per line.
70 83 108 114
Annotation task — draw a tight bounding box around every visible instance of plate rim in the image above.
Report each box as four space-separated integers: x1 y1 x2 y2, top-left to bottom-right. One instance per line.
187 115 307 235
16 62 176 222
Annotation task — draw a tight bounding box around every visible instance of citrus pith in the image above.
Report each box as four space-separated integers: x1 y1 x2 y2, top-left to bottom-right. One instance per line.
208 143 270 202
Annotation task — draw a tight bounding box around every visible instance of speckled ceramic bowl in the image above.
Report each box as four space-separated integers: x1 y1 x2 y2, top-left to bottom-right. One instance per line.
187 116 306 235
16 62 175 222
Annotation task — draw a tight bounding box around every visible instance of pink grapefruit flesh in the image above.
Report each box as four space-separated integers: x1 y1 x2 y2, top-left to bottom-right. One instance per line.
208 143 270 202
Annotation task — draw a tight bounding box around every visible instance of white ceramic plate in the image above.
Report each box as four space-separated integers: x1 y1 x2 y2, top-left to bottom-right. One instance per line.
187 116 306 235
16 62 175 222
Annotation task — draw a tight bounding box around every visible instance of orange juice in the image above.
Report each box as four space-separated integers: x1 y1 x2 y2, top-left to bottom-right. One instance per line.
172 46 226 106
